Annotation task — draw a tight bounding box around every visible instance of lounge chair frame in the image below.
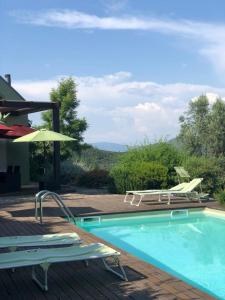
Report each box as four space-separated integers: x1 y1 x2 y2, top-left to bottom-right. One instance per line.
0 233 81 251
0 243 128 291
124 182 188 204
174 166 191 183
131 191 199 207
32 255 127 291
130 178 203 206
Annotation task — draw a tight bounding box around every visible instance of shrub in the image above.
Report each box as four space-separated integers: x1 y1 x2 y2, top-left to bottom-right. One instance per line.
214 190 225 205
119 141 182 185
78 169 111 188
182 156 225 194
60 160 91 184
110 161 168 194
72 147 121 170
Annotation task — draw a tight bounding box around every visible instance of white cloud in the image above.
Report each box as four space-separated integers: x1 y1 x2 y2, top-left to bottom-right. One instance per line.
13 72 225 144
10 9 225 76
14 79 57 99
10 9 225 38
191 92 225 105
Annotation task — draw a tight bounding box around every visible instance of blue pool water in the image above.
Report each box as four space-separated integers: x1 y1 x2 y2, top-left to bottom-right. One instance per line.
76 210 225 299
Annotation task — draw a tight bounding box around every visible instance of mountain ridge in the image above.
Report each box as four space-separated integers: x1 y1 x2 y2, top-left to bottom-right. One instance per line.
91 142 127 152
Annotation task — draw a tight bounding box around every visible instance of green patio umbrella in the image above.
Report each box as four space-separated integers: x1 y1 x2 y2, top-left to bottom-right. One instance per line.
13 128 75 142
13 128 76 184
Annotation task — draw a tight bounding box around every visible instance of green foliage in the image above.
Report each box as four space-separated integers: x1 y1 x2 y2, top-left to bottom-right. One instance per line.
208 99 225 156
123 142 181 166
60 160 91 184
179 95 225 157
179 95 210 155
182 156 225 194
29 143 52 181
109 141 183 193
214 190 225 205
72 146 121 170
0 112 10 124
110 161 168 194
42 77 88 158
78 169 111 188
118 141 182 184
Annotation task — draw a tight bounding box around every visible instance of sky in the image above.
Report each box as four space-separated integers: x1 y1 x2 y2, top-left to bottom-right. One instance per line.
1 0 225 145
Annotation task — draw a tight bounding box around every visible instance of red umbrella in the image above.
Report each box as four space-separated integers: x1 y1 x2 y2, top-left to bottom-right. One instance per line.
4 124 36 137
0 124 12 132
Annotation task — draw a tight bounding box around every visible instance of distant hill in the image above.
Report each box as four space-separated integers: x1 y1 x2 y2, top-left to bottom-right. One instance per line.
91 142 127 152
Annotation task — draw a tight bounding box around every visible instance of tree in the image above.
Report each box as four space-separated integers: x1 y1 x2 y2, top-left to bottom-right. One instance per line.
178 95 225 157
42 77 88 158
178 95 210 155
208 99 225 156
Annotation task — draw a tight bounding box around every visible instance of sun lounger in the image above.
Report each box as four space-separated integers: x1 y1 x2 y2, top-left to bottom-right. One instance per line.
174 166 191 183
0 233 81 251
124 182 188 203
0 242 127 291
130 178 204 206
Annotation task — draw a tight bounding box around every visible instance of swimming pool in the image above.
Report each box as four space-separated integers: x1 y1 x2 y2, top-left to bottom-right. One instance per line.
76 208 225 299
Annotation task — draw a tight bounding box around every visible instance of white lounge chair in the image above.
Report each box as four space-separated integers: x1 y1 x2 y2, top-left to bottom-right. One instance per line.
174 166 191 183
0 242 127 291
0 233 81 251
130 178 204 206
124 182 188 203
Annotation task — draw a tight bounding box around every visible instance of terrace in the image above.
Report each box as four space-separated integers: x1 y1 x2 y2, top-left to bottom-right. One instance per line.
0 191 219 300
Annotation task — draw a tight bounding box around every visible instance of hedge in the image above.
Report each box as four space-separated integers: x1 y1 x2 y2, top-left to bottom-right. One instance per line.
110 161 168 193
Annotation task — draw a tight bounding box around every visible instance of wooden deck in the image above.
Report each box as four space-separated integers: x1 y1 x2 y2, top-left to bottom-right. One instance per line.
0 192 219 300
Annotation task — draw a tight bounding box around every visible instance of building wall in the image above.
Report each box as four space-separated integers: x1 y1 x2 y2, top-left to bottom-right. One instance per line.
7 142 30 184
5 114 30 185
0 75 30 186
0 140 7 172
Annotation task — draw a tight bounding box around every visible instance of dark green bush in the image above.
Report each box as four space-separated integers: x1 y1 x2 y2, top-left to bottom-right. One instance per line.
120 142 182 185
123 142 181 166
60 160 91 184
214 190 225 205
78 169 111 188
182 156 225 194
110 161 168 193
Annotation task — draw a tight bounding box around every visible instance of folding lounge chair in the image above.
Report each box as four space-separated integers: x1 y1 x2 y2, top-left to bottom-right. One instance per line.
0 233 81 252
0 242 128 291
130 178 203 206
124 182 188 203
174 166 191 183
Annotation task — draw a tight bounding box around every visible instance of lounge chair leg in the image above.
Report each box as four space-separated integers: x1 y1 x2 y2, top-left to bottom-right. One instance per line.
124 193 129 203
84 260 89 267
8 246 17 272
32 263 50 291
185 193 193 202
131 195 143 207
167 194 171 205
130 195 136 205
102 257 128 281
197 193 202 203
158 194 161 202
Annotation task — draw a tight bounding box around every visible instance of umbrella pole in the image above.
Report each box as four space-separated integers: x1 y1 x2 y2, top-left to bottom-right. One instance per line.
43 142 47 176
